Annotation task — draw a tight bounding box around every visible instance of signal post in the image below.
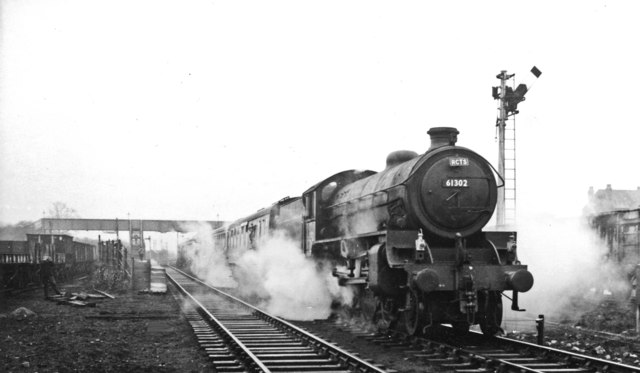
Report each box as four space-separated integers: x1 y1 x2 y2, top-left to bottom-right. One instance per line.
492 67 541 226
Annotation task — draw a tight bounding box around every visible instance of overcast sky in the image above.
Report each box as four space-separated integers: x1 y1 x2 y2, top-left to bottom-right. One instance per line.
1 0 639 225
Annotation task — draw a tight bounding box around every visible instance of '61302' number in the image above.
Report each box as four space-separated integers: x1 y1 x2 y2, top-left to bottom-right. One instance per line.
443 179 468 188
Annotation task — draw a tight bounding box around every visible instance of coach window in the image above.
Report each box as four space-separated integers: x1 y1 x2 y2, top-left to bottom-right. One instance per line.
232 229 236 249
242 226 246 248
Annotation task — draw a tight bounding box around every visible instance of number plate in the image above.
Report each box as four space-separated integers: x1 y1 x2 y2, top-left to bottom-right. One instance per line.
443 178 469 188
449 157 469 167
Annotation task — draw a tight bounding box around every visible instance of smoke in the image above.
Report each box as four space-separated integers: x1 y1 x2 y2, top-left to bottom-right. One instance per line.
178 222 236 288
234 230 354 320
512 212 632 322
178 223 354 321
345 212 380 237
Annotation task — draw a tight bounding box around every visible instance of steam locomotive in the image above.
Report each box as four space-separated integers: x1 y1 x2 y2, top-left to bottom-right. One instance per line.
213 127 533 335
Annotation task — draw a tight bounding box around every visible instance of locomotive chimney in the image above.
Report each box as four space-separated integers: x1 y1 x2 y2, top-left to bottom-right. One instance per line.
427 127 459 150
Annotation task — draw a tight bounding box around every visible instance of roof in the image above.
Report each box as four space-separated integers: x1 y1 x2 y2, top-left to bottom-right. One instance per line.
586 184 640 216
226 196 302 229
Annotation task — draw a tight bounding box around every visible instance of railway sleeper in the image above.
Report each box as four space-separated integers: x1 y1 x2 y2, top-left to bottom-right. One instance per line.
201 345 228 350
226 328 281 332
250 347 317 354
413 352 447 359
197 335 222 340
194 332 220 338
198 339 224 344
215 315 257 320
242 341 305 347
264 364 346 372
223 321 273 326
441 362 478 369
203 347 231 353
268 371 350 373
482 353 523 358
499 357 544 363
234 334 291 339
464 348 506 353
207 354 236 360
532 369 592 373
256 353 326 359
519 363 570 369
261 358 337 366
428 357 462 363
209 359 241 366
212 366 246 372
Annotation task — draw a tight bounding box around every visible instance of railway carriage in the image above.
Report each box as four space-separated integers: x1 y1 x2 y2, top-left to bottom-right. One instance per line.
0 234 97 293
225 197 304 264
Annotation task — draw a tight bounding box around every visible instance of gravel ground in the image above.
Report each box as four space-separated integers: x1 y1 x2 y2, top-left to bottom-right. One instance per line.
510 298 640 367
293 315 436 373
6 274 637 372
0 277 212 373
511 326 640 366
292 299 640 372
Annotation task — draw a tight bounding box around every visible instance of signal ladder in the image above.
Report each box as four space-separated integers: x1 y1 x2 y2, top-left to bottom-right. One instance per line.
504 117 517 225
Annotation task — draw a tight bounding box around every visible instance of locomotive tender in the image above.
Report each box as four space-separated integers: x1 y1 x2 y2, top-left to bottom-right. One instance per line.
217 127 533 335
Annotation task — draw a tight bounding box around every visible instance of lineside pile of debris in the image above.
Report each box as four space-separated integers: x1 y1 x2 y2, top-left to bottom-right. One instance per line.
0 276 211 373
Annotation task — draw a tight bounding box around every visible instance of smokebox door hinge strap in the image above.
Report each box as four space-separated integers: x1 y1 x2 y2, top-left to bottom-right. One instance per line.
487 161 505 188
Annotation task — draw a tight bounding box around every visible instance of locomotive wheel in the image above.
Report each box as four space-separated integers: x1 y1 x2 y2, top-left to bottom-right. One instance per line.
479 291 503 336
372 297 398 332
404 288 426 335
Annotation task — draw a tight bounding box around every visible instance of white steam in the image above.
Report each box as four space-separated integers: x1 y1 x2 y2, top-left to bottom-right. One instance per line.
179 225 354 321
234 231 353 320
179 222 237 288
509 212 631 323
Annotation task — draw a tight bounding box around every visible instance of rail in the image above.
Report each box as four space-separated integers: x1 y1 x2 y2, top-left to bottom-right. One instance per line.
167 266 389 373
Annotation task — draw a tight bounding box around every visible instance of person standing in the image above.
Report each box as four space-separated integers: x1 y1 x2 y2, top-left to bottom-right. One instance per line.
41 256 61 299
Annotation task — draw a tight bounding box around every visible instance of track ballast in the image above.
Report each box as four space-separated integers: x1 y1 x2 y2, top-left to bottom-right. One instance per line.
166 267 389 373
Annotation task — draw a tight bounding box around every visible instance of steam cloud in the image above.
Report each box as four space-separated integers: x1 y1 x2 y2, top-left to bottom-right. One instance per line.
234 231 354 320
180 225 353 321
509 212 631 324
179 222 237 288
178 209 632 326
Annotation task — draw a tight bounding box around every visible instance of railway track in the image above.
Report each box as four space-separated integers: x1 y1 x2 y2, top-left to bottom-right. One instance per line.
167 267 640 372
313 318 640 373
166 267 390 373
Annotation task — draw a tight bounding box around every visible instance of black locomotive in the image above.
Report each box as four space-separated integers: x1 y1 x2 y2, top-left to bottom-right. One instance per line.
212 127 533 335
